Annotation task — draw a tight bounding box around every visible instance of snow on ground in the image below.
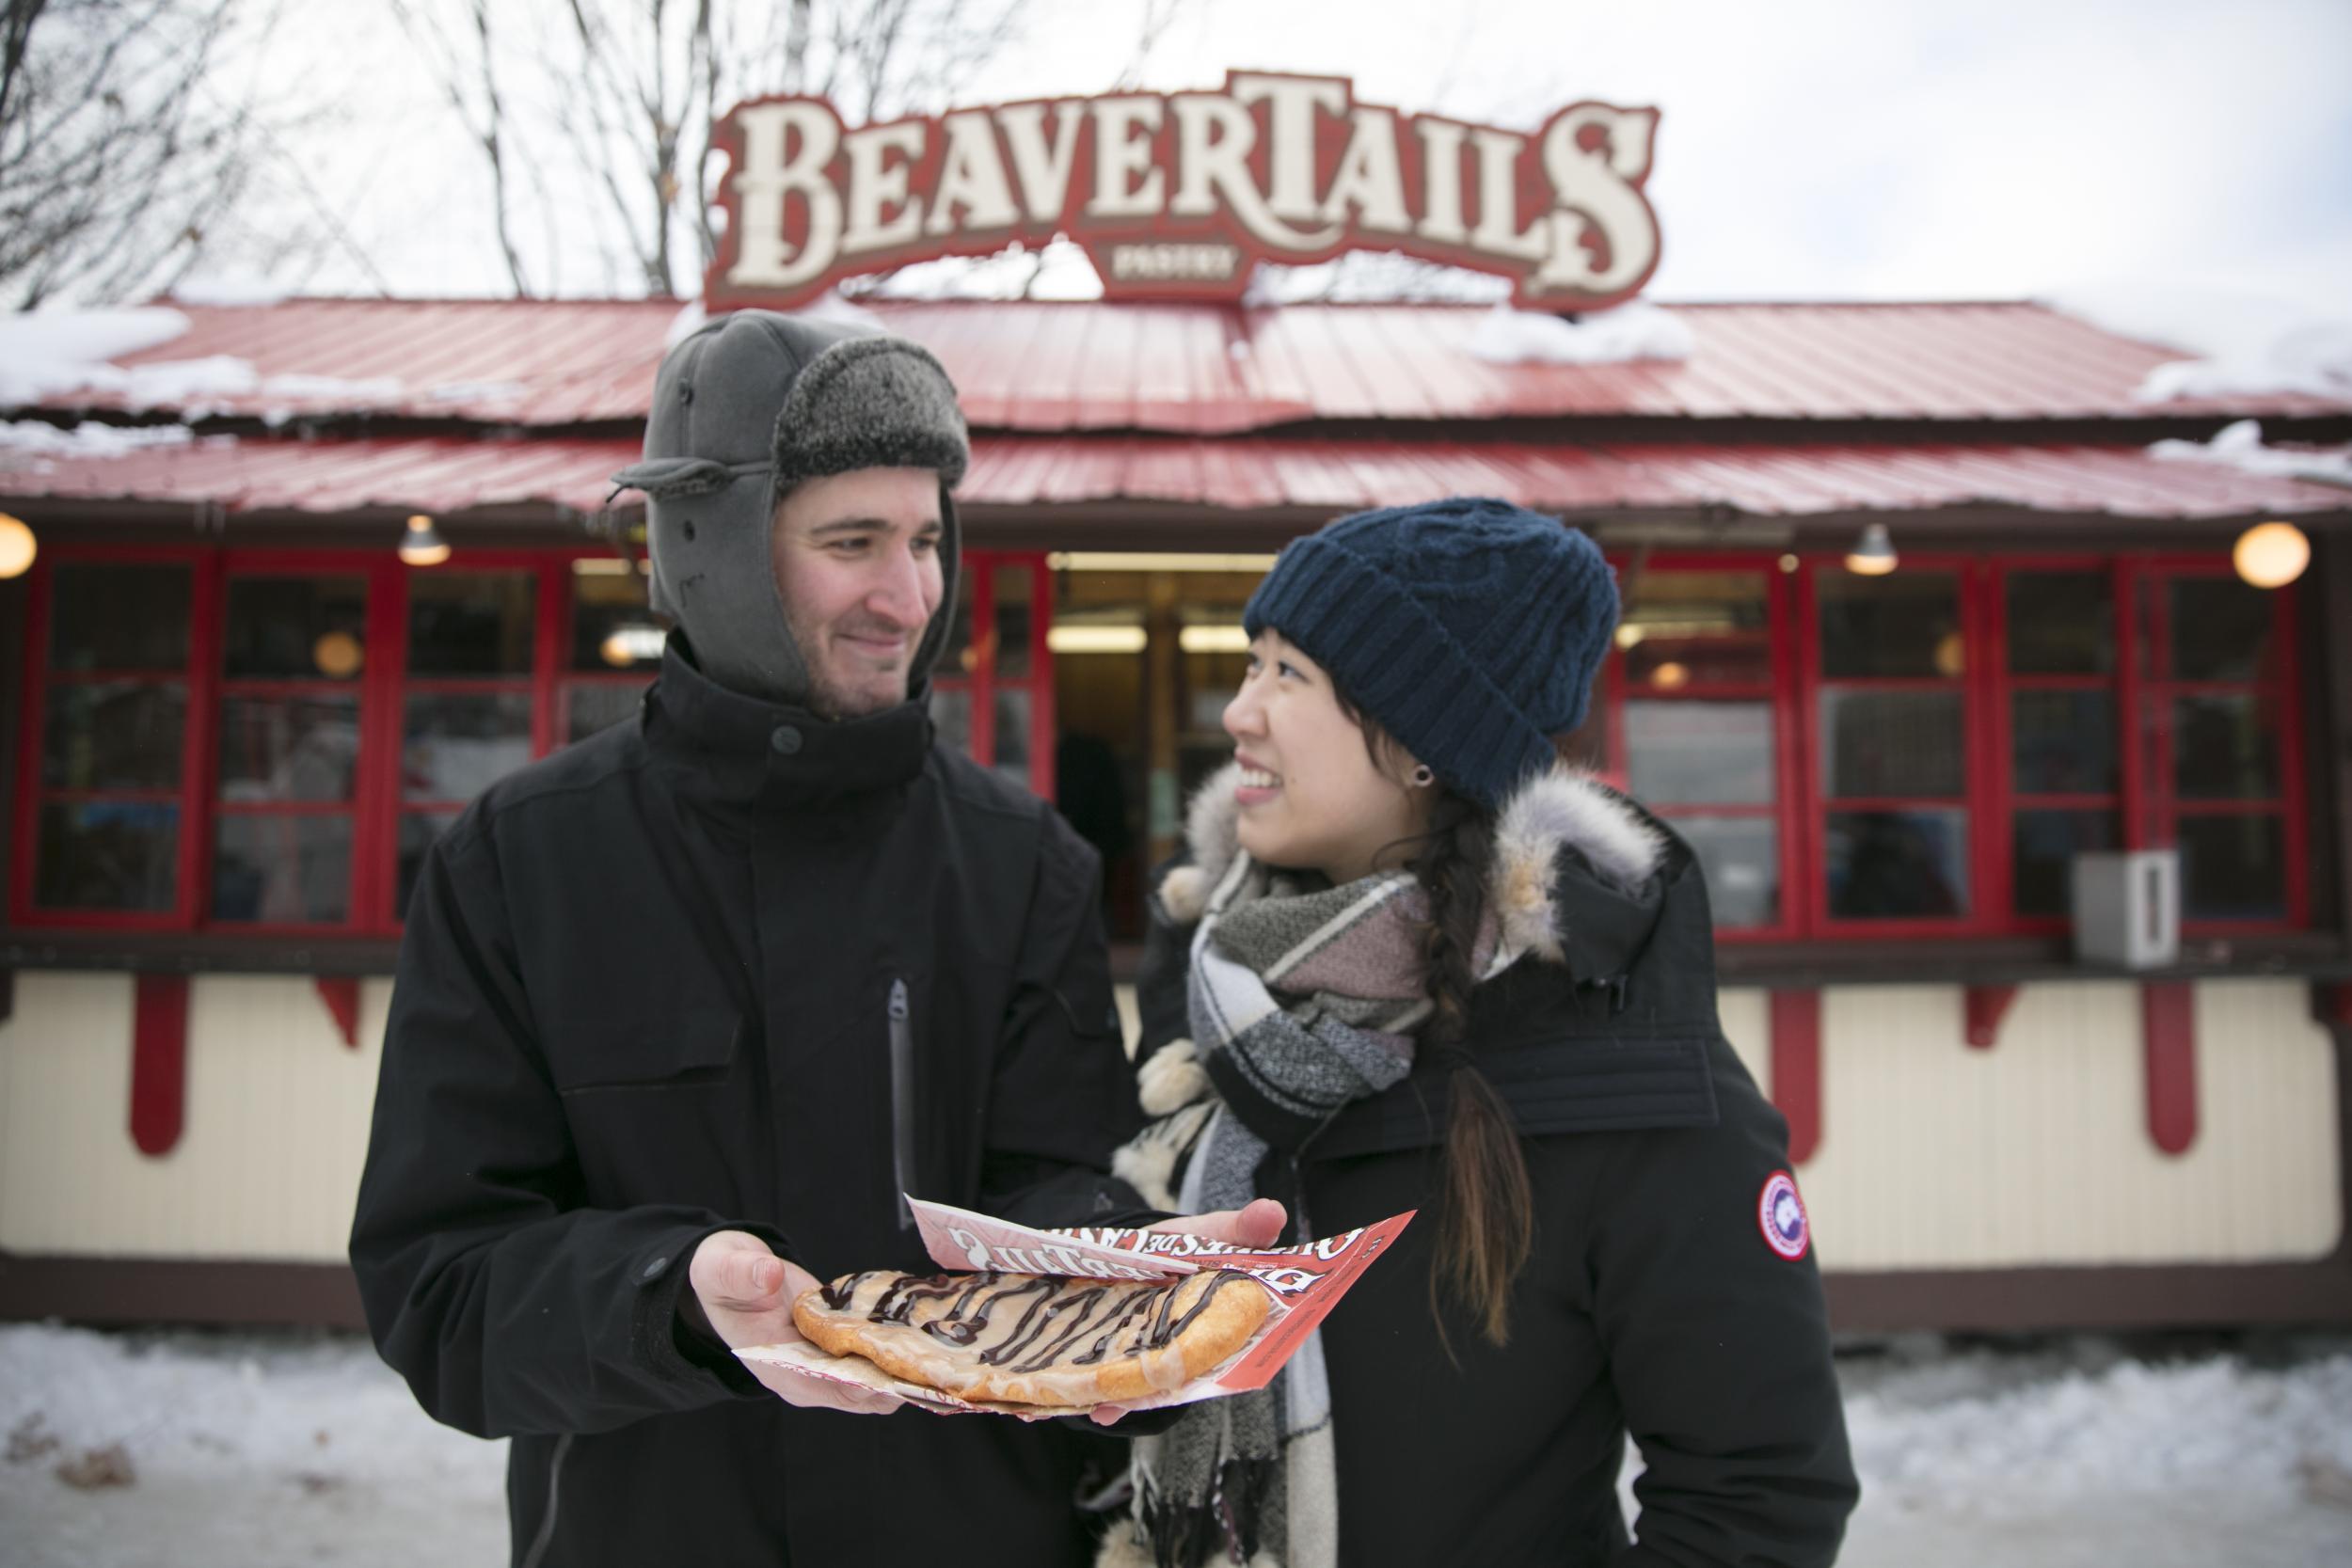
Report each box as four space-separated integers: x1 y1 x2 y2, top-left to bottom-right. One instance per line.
3 1323 2349 1567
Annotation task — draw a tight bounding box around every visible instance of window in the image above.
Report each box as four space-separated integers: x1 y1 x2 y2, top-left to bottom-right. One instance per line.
24 558 197 921
1999 567 2121 922
1612 565 1791 933
931 551 1055 795
1811 565 1974 926
14 545 1057 939
2138 566 2300 924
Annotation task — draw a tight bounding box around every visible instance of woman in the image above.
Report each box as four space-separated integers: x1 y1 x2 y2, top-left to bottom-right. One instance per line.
1102 499 1857 1568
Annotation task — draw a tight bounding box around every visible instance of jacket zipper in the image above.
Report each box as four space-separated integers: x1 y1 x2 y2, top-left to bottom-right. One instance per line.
889 977 916 1227
517 1433 572 1568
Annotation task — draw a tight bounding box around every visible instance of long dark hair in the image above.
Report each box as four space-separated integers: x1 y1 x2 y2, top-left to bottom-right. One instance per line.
1330 690 1535 1349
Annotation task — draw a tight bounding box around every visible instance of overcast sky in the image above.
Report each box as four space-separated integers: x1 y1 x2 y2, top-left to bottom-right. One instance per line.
222 0 2352 320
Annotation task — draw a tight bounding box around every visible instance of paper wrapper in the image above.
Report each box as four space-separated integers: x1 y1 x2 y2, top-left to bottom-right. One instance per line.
736 1196 1414 1420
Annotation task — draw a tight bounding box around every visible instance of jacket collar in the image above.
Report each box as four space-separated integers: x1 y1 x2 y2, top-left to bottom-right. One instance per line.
643 634 932 816
1161 761 1670 987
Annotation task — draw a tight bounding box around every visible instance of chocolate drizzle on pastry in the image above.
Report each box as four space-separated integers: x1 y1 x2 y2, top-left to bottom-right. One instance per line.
808 1269 1262 1379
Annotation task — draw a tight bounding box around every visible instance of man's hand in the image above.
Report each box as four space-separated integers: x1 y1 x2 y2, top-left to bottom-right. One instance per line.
1143 1196 1288 1248
685 1230 900 1415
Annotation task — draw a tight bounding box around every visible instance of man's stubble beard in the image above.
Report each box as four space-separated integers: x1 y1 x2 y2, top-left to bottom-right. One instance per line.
791 620 914 722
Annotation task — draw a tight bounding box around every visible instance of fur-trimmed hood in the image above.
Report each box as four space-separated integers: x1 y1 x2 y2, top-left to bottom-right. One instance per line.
1158 762 1671 981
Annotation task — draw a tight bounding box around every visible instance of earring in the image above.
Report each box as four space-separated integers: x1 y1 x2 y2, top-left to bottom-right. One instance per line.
1410 765 1435 788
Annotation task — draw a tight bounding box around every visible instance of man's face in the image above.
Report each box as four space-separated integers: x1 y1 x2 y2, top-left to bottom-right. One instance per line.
770 467 946 720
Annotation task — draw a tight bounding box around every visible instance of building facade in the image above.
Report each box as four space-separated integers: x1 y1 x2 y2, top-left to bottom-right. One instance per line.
3 293 2349 1330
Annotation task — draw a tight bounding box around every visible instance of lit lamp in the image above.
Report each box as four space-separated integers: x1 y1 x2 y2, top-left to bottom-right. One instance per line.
0 511 35 578
312 630 365 678
599 625 668 667
2232 520 2309 589
1844 523 1898 577
399 513 451 566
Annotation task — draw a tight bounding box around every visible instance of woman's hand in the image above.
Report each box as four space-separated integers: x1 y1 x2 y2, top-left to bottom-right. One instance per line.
1143 1197 1288 1248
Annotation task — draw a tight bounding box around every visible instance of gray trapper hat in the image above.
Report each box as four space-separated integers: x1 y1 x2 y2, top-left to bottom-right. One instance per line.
609 310 969 709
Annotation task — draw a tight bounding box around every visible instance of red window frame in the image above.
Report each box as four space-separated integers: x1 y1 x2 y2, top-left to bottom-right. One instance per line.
1591 549 2308 943
1597 551 1804 942
11 543 1056 937
932 549 1056 797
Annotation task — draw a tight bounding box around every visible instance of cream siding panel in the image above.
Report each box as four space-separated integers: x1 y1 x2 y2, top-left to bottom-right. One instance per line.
0 974 389 1261
1799 980 2340 1271
1717 988 1771 1097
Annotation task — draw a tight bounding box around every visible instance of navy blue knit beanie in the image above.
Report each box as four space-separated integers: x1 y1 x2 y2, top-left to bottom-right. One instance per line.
1243 497 1618 809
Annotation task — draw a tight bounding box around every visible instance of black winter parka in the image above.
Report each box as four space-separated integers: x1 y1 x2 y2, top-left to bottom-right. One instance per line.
350 645 1147 1566
1134 769 1859 1568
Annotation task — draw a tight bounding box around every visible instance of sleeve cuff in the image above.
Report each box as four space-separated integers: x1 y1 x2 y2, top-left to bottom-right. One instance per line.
631 1221 798 1397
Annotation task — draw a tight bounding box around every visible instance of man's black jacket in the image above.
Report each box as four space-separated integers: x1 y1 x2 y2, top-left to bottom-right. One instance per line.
350 645 1146 1565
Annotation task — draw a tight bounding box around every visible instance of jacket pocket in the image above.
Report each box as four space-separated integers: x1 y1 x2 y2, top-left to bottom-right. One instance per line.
547 1006 744 1094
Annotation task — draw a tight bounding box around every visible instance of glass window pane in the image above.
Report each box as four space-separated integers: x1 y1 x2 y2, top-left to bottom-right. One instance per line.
2007 572 2114 675
937 569 977 679
404 692 533 802
2169 577 2272 682
1674 816 1779 928
2177 815 2286 922
1625 701 1773 805
1818 570 1963 679
2172 694 2279 800
2012 808 2119 918
49 563 190 672
36 801 178 911
41 681 185 791
222 576 368 679
564 683 644 743
932 686 971 760
211 815 352 924
408 572 536 676
569 564 661 672
1820 689 1965 798
993 687 1031 788
216 695 360 802
1622 571 1770 687
396 812 464 921
993 564 1032 680
2011 691 2117 796
1826 808 1970 920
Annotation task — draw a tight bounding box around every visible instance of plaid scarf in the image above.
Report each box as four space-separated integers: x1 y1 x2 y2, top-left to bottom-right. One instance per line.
1111 850 1438 1568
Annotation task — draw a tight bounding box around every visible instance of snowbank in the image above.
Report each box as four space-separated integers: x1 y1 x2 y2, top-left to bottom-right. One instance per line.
1466 298 1693 365
2047 284 2352 404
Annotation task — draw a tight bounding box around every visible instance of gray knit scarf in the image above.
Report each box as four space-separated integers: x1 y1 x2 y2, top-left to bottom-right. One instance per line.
1109 850 1442 1568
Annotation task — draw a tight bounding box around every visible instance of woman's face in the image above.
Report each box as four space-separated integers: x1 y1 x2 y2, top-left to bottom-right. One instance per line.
1221 628 1432 883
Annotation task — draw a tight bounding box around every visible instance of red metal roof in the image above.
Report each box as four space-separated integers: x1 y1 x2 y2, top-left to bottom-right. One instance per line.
24 297 2347 432
9 432 2345 521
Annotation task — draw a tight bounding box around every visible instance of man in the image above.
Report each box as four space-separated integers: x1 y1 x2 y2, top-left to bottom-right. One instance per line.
351 311 1251 1564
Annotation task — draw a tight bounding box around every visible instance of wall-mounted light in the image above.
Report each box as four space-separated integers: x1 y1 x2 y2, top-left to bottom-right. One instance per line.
312 630 365 678
399 514 451 566
1650 660 1691 689
1613 623 1646 650
1844 523 1897 577
1179 625 1250 654
1048 625 1149 654
0 511 36 579
599 625 668 666
2232 520 2309 589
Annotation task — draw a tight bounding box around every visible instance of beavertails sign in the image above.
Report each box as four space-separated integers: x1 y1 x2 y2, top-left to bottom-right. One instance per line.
705 71 1661 311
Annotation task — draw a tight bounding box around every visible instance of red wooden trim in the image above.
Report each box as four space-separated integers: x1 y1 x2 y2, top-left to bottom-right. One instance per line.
1768 559 1804 941
1963 984 2020 1050
969 553 995 769
2272 570 2311 928
531 562 564 759
1769 988 1822 1164
2116 557 2145 851
170 555 219 931
313 975 361 1049
1795 562 1826 935
1025 554 1056 797
130 974 190 1157
2141 980 2198 1157
1972 561 2008 925
355 562 405 932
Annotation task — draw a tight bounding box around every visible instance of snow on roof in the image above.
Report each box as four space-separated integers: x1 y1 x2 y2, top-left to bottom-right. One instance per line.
2149 419 2352 488
1467 299 1694 365
2045 283 2352 404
